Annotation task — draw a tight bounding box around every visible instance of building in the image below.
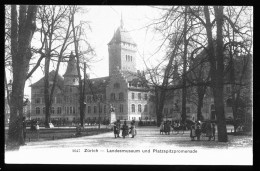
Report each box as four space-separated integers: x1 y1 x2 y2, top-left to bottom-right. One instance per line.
30 18 156 123
30 17 252 125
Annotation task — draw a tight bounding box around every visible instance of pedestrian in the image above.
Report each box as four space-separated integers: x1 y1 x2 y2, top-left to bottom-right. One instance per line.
121 120 128 138
113 122 118 138
205 121 213 141
165 120 171 135
195 121 201 141
190 124 196 141
116 119 121 138
160 121 164 134
36 121 40 140
212 123 216 141
129 121 136 138
176 121 180 134
21 117 27 145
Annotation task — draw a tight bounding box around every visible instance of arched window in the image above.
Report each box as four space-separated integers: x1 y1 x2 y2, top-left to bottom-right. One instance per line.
132 104 135 113
138 104 142 112
114 83 120 89
110 93 115 100
211 104 215 111
36 107 40 114
226 98 233 107
119 92 124 100
51 107 55 114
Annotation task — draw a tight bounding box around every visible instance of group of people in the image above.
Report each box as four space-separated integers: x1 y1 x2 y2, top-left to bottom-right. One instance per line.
113 119 136 138
159 120 171 135
190 120 216 141
160 120 185 135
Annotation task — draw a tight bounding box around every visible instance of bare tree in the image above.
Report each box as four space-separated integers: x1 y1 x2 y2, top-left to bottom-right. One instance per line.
7 5 38 150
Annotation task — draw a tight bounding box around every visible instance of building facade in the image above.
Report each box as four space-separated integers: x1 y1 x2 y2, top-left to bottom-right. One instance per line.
30 18 156 123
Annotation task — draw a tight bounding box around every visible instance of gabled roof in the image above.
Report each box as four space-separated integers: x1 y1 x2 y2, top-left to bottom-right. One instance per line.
30 70 64 90
63 52 78 77
84 76 110 93
108 26 136 45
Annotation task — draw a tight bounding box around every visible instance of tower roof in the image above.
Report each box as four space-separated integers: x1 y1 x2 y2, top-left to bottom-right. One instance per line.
63 52 78 77
108 19 136 45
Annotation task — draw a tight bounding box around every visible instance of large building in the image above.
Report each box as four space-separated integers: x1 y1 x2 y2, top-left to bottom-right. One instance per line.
30 18 156 123
30 17 252 125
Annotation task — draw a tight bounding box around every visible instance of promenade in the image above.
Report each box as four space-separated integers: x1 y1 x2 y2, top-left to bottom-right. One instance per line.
5 126 252 165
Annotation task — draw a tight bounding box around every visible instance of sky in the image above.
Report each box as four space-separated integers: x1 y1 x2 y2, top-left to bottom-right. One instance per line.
6 6 167 99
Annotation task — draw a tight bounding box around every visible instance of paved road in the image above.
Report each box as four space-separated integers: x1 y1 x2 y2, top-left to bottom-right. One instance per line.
5 126 252 165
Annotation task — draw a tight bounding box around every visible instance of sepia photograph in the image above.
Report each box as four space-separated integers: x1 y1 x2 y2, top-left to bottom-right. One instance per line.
4 5 253 165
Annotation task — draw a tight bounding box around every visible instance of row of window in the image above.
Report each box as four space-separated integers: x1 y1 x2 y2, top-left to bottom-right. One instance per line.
125 55 133 62
35 97 63 104
131 93 148 100
110 92 124 101
87 105 107 114
131 104 148 113
87 94 105 103
35 106 76 115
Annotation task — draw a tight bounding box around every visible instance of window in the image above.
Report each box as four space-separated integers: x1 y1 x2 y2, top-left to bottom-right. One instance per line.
51 107 55 114
110 93 115 101
73 78 76 83
114 83 120 89
144 94 148 100
36 98 41 104
132 93 135 100
138 93 141 100
88 106 91 113
132 104 135 113
73 106 75 114
40 88 44 94
67 107 69 114
104 105 106 113
36 107 40 114
131 56 132 61
144 104 148 112
94 106 97 113
42 107 45 114
69 97 73 103
119 92 124 100
70 87 73 92
226 98 233 107
211 104 215 111
138 104 142 112
57 107 62 114
70 107 72 114
120 104 124 113
99 105 102 113
126 55 127 61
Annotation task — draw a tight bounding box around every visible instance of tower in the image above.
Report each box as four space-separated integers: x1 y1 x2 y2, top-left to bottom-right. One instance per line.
63 52 79 86
108 15 137 76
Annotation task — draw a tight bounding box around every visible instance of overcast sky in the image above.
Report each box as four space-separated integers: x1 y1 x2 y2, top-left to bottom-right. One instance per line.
6 6 167 98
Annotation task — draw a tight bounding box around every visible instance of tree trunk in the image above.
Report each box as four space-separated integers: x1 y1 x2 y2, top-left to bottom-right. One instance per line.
197 87 203 121
204 6 227 142
214 6 228 142
71 7 85 127
7 5 37 150
181 6 188 123
44 53 51 127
